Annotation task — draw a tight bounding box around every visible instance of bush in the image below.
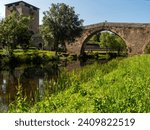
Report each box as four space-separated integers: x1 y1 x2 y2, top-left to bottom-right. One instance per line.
144 42 150 53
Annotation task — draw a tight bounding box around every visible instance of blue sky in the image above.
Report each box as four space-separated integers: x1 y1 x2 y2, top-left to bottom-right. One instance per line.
1 0 150 25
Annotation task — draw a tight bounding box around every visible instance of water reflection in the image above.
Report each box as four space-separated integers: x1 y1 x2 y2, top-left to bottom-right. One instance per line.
0 59 108 112
38 78 44 100
0 63 60 109
0 79 8 112
2 79 7 94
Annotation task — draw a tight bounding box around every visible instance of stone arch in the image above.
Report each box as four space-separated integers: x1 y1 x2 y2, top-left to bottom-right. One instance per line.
66 22 150 55
80 28 128 54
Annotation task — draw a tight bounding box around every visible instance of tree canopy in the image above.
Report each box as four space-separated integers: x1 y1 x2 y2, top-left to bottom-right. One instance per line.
0 12 32 57
89 31 127 55
41 3 84 54
100 32 127 54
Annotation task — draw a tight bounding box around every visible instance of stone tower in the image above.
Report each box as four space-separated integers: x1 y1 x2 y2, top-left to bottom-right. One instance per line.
5 1 39 34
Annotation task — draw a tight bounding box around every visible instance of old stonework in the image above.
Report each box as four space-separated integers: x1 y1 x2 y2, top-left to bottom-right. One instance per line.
66 22 150 55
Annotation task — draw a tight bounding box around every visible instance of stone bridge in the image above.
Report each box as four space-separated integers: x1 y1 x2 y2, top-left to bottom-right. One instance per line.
66 22 150 55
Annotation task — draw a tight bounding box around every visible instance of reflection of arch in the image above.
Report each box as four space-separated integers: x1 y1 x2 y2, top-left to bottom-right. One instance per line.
80 29 128 54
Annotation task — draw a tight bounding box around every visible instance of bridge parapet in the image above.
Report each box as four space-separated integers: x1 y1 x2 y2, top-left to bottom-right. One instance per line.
84 22 150 30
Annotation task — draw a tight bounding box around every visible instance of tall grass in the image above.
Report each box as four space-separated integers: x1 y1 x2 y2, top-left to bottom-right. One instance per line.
9 54 150 113
9 82 30 113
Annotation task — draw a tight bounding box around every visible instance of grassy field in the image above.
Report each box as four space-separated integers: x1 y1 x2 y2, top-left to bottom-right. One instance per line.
9 54 150 113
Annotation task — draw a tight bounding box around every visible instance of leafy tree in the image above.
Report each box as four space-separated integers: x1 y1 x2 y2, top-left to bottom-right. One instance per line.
39 24 54 50
100 32 127 55
90 33 100 43
0 12 32 57
115 36 127 55
100 32 111 48
42 3 84 54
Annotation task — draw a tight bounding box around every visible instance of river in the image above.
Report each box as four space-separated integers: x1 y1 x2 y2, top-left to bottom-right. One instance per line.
0 59 107 112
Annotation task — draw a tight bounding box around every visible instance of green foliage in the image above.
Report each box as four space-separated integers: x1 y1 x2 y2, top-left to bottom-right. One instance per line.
88 32 127 56
9 82 30 112
0 49 56 66
39 24 54 50
42 3 84 53
144 42 150 53
0 12 32 57
9 55 150 113
100 32 127 54
90 33 100 42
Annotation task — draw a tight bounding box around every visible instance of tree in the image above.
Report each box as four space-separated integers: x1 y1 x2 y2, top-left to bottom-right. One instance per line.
42 3 84 54
0 12 32 57
100 32 127 55
115 36 127 55
100 32 111 49
90 33 101 43
39 24 54 50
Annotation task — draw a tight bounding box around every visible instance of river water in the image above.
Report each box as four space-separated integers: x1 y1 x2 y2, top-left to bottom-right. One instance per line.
0 59 107 112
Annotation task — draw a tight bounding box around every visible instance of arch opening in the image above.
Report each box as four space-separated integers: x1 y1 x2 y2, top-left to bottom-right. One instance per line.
80 29 128 58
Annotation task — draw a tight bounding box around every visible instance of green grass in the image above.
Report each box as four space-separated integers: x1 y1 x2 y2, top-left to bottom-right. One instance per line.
0 49 55 56
14 49 55 56
9 54 150 113
0 49 56 65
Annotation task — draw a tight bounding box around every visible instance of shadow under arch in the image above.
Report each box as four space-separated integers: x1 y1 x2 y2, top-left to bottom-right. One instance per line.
80 28 128 55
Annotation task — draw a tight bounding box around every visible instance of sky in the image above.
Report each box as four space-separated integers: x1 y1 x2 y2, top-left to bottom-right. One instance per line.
1 0 150 25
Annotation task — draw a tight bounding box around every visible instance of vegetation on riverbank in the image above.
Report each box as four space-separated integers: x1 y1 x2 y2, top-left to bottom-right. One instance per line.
8 54 150 113
0 49 57 67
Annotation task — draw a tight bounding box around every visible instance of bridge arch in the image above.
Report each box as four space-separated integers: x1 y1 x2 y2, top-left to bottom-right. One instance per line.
66 22 150 55
80 28 128 54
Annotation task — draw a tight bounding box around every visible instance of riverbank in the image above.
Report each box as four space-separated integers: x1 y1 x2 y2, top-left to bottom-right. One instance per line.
0 49 56 66
0 49 83 68
8 54 150 113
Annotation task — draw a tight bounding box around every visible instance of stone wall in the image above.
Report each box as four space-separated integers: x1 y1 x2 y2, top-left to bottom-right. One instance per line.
3 1 43 50
5 1 39 34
